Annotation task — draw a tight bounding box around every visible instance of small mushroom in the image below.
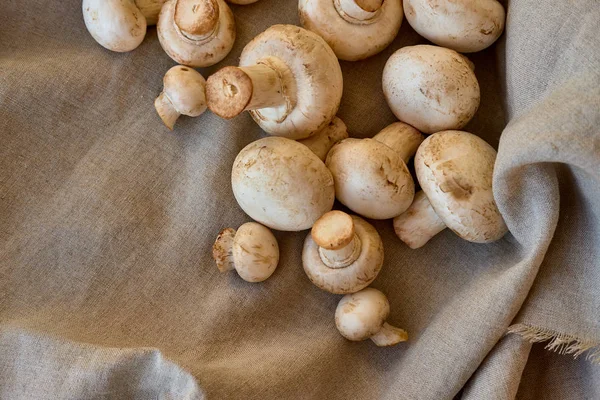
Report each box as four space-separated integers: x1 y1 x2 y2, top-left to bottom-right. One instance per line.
382 45 480 134
326 122 424 219
404 0 505 53
297 117 349 161
298 0 403 61
157 0 235 67
394 130 508 248
335 288 408 346
226 0 259 3
232 137 335 231
302 211 384 294
206 25 343 140
213 222 279 282
154 65 207 129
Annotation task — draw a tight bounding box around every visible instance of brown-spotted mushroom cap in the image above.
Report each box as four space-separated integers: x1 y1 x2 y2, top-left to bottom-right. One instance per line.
157 0 235 67
232 137 335 231
213 222 279 282
404 0 505 53
302 211 384 294
335 288 408 346
299 0 403 61
394 130 508 248
383 45 480 134
206 25 343 140
298 117 349 161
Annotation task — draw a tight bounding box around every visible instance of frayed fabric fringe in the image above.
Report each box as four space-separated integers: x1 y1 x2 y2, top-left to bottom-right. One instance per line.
508 323 600 364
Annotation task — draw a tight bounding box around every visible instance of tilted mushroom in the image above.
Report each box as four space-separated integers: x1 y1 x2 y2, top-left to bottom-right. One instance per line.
302 210 384 294
157 0 235 67
213 222 279 282
82 0 167 52
383 45 480 134
154 65 207 129
297 117 349 161
326 122 424 219
335 288 408 346
232 137 335 231
298 0 403 61
394 130 508 248
206 25 343 140
403 0 505 53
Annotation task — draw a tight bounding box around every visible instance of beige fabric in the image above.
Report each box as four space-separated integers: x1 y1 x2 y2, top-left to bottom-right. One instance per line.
0 0 598 399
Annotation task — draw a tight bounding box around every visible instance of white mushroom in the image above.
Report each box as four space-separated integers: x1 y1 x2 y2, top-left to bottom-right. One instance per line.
297 117 349 161
157 0 235 67
206 25 343 140
298 0 403 61
232 137 335 231
226 0 259 4
302 210 384 294
213 222 279 282
335 288 408 346
382 45 480 134
326 122 423 219
404 0 505 53
394 130 508 248
154 65 207 129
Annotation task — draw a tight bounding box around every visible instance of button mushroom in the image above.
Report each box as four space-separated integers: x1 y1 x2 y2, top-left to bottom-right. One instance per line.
382 45 480 134
302 210 384 294
213 222 279 282
297 117 349 161
157 0 235 67
335 288 408 346
232 137 335 231
82 0 167 52
326 122 424 220
154 65 207 129
404 0 505 53
206 25 343 140
394 130 508 248
227 0 259 3
298 0 403 61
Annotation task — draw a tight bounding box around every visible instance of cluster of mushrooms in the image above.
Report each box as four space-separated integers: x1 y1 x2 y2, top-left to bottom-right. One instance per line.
83 0 507 346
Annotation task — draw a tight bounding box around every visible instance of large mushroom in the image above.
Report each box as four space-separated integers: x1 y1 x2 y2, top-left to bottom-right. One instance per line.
157 0 236 67
206 25 343 140
298 117 349 161
403 0 505 53
232 137 335 231
383 45 480 134
326 122 424 220
394 130 508 248
302 210 384 294
298 0 403 61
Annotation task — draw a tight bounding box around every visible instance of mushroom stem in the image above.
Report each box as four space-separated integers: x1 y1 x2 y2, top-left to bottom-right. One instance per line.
393 191 447 249
373 123 424 164
319 234 362 269
154 92 180 130
370 322 409 346
135 0 166 25
335 0 382 22
212 228 236 272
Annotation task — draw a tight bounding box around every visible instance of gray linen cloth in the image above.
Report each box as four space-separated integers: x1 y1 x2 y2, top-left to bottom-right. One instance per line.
1 0 598 399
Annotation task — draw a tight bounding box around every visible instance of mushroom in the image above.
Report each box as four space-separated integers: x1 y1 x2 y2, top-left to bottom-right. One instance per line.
232 136 335 231
382 45 480 134
335 288 408 346
403 0 505 53
206 24 343 140
157 0 236 67
154 65 207 129
302 210 384 294
393 130 508 248
82 0 167 52
213 222 279 282
298 0 403 61
325 122 424 219
297 117 349 161
227 0 259 3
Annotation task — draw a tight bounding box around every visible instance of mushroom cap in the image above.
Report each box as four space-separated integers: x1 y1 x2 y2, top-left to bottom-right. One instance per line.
157 0 235 67
303 215 384 294
298 0 403 61
403 0 505 53
135 0 169 25
382 45 480 134
226 0 259 3
82 0 147 52
162 65 207 116
335 288 389 341
232 222 279 282
232 137 335 231
297 117 348 161
415 130 508 242
240 25 343 140
326 138 415 219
